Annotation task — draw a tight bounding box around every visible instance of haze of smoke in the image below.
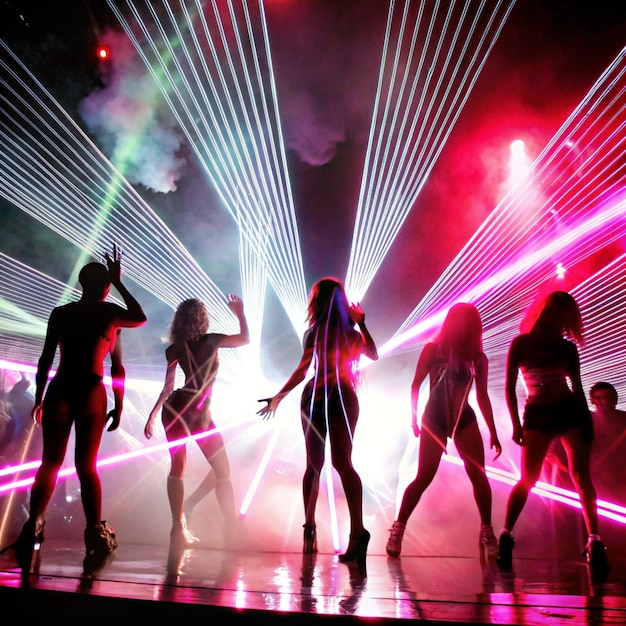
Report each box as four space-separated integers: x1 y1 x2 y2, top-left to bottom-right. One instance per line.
78 29 187 193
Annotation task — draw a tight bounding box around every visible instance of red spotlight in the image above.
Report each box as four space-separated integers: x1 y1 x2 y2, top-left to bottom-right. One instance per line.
96 46 110 61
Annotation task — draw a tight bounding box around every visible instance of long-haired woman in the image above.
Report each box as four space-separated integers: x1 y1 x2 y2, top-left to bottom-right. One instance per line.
386 303 502 558
145 295 249 547
497 291 609 578
258 277 378 568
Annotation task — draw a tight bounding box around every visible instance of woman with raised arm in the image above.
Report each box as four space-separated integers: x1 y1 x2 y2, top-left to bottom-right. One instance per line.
145 295 249 548
1 245 147 572
257 277 378 569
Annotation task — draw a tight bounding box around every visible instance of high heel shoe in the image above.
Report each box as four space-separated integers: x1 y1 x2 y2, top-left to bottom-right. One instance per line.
85 520 118 557
83 521 117 577
479 524 499 559
386 521 406 557
338 530 370 568
303 524 317 554
0 516 46 571
584 538 610 581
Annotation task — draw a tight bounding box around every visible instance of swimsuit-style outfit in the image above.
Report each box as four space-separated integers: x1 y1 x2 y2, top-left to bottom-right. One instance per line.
161 334 225 440
300 325 363 452
421 347 476 446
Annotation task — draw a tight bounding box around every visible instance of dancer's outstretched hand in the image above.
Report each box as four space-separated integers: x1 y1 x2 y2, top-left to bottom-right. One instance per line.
257 397 279 420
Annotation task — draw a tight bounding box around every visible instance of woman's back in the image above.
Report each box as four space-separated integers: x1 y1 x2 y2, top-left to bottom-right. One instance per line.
515 333 574 403
308 324 362 386
169 334 223 393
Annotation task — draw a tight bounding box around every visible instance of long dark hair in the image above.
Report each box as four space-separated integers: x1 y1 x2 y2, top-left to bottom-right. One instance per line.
532 290 584 344
306 277 358 382
436 303 483 362
306 277 353 328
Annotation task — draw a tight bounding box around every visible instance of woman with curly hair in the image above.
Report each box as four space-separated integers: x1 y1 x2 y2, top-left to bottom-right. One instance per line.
497 291 609 579
386 303 502 559
257 277 378 569
145 295 249 547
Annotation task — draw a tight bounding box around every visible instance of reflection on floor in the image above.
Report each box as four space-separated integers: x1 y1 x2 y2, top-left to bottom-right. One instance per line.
1 460 625 625
1 533 625 625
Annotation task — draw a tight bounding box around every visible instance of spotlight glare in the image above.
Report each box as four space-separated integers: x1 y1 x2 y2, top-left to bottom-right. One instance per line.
508 138 530 183
97 46 110 60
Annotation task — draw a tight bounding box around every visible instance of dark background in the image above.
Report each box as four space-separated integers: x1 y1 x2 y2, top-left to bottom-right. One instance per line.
1 1 624 372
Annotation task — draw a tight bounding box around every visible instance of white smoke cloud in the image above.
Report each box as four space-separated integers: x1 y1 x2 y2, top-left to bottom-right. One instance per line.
79 29 187 193
266 1 386 167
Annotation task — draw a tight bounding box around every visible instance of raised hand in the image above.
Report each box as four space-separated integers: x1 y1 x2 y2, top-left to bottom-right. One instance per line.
104 243 123 284
226 293 244 316
348 301 366 325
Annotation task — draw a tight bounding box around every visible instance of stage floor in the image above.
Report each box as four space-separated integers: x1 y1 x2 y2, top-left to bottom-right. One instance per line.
1 534 625 625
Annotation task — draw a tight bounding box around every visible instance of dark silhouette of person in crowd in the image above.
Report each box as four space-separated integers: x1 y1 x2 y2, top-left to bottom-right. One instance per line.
386 303 502 558
0 245 147 572
589 382 625 419
497 291 609 579
0 376 38 463
6 376 34 424
144 295 249 548
588 381 626 502
0 395 12 465
257 277 378 570
0 376 39 533
544 381 626 495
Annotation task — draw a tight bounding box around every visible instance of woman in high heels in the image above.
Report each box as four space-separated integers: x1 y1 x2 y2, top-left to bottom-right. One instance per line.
497 291 609 578
258 277 378 567
144 295 249 548
1 245 147 571
386 303 502 558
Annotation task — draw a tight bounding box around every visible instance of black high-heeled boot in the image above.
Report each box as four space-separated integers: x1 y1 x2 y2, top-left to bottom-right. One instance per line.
0 516 46 571
338 529 370 568
303 524 317 554
84 520 118 557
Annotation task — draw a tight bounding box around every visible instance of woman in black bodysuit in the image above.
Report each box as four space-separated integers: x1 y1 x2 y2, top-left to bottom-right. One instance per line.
257 277 378 569
386 303 502 558
145 295 249 547
497 291 609 579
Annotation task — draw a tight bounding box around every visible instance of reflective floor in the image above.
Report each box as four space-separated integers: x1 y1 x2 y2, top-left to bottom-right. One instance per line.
1 531 625 625
2 468 626 625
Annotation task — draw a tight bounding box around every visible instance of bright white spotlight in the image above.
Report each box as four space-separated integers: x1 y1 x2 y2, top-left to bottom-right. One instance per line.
509 138 529 183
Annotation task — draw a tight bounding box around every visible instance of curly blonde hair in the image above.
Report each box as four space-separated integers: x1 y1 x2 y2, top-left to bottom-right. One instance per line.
169 298 209 343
